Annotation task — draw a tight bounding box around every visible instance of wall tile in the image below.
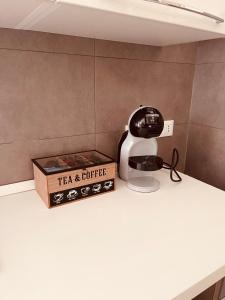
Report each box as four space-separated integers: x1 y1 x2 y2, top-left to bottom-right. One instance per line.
158 43 197 64
0 28 94 56
186 125 225 191
0 134 95 185
0 49 95 141
191 63 225 129
95 39 197 63
197 39 225 64
95 57 194 132
96 131 123 160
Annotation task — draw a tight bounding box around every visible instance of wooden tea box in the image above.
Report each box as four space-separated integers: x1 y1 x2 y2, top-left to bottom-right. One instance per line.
32 150 116 208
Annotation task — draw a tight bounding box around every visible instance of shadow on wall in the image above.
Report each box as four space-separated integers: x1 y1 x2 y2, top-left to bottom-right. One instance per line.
186 124 225 191
185 38 225 191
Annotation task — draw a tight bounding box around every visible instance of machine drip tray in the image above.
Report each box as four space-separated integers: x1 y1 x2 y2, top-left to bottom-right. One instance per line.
127 176 160 193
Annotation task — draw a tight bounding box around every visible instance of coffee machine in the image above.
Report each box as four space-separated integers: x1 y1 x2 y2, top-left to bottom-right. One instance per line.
118 106 181 192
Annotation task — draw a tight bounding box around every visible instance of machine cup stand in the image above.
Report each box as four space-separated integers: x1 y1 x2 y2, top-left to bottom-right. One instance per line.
127 155 163 193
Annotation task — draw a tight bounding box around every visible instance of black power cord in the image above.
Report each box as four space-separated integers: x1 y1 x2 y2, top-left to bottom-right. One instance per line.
163 148 182 182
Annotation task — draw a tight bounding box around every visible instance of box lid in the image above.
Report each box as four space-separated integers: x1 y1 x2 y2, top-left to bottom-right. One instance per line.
32 150 114 175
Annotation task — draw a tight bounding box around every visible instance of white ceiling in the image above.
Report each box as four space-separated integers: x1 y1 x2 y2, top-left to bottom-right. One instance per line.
1 0 225 45
0 0 43 28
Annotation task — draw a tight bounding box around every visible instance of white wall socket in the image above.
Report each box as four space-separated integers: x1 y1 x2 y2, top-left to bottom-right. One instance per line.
159 120 174 137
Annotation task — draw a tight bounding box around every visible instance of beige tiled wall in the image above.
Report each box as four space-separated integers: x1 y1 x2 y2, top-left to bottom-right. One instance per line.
0 28 196 185
186 39 225 191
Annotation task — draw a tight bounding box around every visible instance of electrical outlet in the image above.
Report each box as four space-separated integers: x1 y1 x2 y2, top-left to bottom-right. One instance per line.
159 120 174 137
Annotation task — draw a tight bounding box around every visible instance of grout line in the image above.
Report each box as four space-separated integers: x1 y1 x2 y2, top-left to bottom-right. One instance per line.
194 42 199 65
0 133 96 145
0 47 195 65
184 125 191 173
93 39 97 150
196 61 225 65
0 47 94 57
0 141 14 146
0 123 190 146
184 58 197 173
35 132 95 140
189 122 225 131
94 55 195 65
95 124 188 135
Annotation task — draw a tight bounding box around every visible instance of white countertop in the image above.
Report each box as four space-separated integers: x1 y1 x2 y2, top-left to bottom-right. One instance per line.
1 170 225 300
